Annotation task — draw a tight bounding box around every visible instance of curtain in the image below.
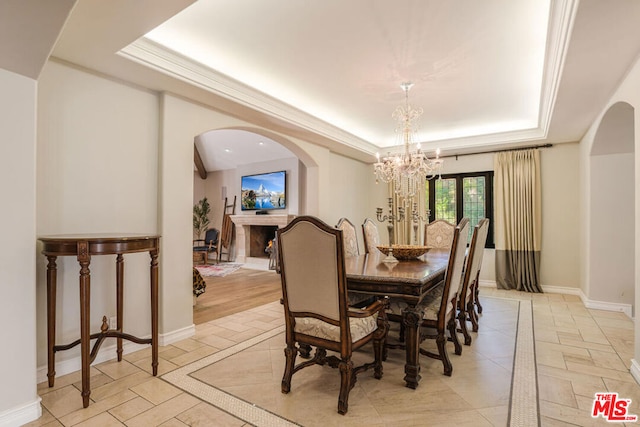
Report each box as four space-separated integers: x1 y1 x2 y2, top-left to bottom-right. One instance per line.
494 149 542 292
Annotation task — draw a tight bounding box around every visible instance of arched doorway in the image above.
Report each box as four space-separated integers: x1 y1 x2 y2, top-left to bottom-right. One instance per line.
588 102 635 316
194 127 318 224
191 127 318 322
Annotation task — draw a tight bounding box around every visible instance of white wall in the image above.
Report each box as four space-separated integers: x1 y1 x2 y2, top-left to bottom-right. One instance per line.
0 68 40 423
36 61 159 367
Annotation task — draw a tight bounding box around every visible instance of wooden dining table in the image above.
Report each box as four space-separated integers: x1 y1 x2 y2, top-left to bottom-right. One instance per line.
344 248 449 389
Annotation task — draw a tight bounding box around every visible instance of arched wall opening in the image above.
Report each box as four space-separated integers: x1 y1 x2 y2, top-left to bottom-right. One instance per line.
588 101 635 315
192 126 319 255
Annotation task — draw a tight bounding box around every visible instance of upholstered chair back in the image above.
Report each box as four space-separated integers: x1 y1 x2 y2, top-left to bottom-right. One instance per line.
361 218 381 254
425 219 456 249
336 217 359 257
279 217 344 322
459 219 490 300
441 219 470 323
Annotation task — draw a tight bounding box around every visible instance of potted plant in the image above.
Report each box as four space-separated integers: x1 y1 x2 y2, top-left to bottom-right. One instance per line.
193 197 211 239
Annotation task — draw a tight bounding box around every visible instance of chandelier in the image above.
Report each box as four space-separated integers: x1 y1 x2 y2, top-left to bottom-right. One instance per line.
374 82 443 198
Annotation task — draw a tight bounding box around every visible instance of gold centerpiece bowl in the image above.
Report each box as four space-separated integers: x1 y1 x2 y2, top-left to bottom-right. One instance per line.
376 244 431 260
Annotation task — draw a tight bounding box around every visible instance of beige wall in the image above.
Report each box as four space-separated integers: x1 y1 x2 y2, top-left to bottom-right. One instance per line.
36 61 160 369
0 68 40 420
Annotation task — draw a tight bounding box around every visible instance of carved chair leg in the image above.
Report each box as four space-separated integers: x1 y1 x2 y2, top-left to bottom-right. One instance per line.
436 331 453 376
373 315 388 379
474 284 483 314
337 359 354 415
458 308 472 346
281 345 297 394
449 318 462 356
468 300 479 333
299 343 312 359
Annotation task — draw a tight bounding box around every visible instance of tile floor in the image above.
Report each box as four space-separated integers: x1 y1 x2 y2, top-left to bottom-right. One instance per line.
25 288 639 426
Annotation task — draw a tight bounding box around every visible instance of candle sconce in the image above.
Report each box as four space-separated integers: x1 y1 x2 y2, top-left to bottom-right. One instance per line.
376 197 404 247
411 202 430 245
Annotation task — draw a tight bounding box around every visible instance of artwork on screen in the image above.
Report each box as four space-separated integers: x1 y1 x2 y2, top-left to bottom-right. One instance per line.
240 171 286 211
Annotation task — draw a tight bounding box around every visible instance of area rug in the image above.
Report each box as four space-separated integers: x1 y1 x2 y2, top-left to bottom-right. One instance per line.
163 296 534 426
195 263 243 277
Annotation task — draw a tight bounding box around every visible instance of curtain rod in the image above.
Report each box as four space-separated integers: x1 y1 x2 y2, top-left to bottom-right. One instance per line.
440 143 553 160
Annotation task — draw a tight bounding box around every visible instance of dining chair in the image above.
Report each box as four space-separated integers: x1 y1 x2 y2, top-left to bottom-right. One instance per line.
424 219 456 249
277 216 389 415
335 217 360 257
456 218 490 345
361 217 381 254
418 218 469 376
336 217 375 307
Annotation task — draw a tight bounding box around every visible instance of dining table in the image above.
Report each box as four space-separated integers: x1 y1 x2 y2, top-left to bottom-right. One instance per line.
344 248 449 389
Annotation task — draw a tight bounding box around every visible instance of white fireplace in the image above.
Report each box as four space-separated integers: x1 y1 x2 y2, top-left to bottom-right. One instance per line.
230 214 295 270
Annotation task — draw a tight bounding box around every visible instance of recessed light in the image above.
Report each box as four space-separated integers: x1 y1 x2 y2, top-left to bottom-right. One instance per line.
224 148 231 153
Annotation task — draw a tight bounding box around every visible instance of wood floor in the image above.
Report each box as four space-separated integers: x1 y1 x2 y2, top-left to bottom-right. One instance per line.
192 268 282 324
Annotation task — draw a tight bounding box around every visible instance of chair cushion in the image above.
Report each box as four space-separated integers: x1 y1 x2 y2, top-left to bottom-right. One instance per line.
387 284 444 320
294 312 378 342
419 288 442 321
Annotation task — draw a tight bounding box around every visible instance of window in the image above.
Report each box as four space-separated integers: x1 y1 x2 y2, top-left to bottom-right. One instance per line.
426 171 494 248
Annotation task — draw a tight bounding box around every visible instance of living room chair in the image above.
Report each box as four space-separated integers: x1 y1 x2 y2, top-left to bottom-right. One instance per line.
277 216 389 415
193 228 219 265
456 218 490 345
418 218 469 376
424 219 456 249
361 217 381 254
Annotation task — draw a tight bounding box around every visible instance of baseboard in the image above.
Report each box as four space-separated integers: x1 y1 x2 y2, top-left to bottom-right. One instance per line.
0 397 41 427
478 279 496 288
160 324 196 346
541 285 582 296
631 359 640 385
581 297 633 318
37 325 196 384
479 281 632 318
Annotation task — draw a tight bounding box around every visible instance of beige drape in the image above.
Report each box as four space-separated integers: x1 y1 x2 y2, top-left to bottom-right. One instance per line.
494 149 542 292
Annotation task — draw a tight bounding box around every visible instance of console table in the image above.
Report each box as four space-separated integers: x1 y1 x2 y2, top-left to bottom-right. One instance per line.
38 234 160 408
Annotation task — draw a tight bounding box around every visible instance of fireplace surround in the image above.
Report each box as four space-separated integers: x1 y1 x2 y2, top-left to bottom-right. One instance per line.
230 214 295 268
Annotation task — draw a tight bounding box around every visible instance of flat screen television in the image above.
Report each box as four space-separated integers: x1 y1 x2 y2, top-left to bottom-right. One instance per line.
240 170 286 211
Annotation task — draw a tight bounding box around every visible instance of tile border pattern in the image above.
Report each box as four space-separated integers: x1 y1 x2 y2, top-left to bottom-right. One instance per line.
164 297 532 426
508 299 539 426
162 324 298 427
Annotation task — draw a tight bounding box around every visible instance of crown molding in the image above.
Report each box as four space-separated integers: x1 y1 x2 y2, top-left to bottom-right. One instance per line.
538 0 580 137
118 38 378 154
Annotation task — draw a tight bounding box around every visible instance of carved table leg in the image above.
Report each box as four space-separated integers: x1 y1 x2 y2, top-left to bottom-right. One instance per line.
116 254 124 361
77 241 91 408
402 305 424 389
150 249 159 376
46 256 57 387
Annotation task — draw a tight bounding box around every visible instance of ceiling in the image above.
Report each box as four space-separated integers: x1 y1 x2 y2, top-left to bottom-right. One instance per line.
5 0 640 172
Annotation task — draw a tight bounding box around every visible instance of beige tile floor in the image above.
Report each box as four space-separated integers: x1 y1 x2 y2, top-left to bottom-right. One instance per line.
26 288 639 427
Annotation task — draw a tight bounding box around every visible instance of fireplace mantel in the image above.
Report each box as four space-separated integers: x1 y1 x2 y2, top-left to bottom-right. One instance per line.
230 214 295 265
